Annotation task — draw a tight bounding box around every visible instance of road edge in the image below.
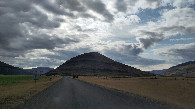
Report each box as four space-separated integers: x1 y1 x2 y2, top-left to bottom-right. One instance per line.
77 77 181 109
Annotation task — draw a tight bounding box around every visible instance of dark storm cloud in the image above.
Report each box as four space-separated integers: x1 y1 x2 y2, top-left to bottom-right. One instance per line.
19 9 60 29
78 13 96 18
0 0 114 58
18 59 59 68
102 43 143 56
0 34 80 57
0 50 25 58
0 0 83 58
57 0 86 12
0 1 80 56
137 25 195 50
101 42 165 66
115 0 127 12
115 0 160 12
54 18 65 22
123 44 143 55
73 25 97 32
84 0 114 22
145 0 161 6
0 47 92 68
46 47 92 61
30 48 91 68
34 0 113 21
0 1 62 38
0 56 61 68
137 31 164 49
0 7 60 29
159 26 195 34
101 43 162 66
171 48 195 60
74 26 83 31
0 0 32 12
44 51 80 61
160 44 195 61
21 35 79 50
34 0 75 17
103 50 165 66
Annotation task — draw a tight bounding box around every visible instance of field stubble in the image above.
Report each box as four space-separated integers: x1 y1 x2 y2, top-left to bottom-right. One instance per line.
79 76 195 109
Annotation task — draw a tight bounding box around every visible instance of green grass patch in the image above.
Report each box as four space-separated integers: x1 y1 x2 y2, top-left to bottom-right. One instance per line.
0 75 62 109
0 75 33 86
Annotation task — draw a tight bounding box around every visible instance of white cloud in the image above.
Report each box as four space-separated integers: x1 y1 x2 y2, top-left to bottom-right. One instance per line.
129 7 195 50
132 64 173 71
0 0 195 71
164 0 195 8
154 43 195 63
170 37 195 41
114 14 141 25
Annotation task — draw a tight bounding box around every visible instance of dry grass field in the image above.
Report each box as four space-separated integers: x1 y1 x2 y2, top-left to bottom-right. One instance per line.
79 76 195 109
0 75 62 109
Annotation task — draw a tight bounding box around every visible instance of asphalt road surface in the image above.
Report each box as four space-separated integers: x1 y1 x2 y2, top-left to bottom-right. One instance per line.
17 77 175 109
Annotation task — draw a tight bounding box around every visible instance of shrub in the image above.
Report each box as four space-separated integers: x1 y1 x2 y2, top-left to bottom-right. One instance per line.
73 75 79 79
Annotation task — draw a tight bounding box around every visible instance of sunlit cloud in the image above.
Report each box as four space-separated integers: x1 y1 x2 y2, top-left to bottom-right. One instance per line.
0 0 194 70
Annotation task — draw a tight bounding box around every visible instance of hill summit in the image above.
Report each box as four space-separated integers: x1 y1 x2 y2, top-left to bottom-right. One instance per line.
48 52 153 76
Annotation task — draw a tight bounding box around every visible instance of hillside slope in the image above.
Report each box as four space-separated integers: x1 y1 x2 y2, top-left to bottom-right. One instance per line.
0 61 32 75
163 61 195 77
47 52 153 77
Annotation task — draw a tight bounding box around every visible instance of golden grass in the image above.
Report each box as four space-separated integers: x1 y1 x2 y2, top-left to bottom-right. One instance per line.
79 76 195 109
0 75 62 109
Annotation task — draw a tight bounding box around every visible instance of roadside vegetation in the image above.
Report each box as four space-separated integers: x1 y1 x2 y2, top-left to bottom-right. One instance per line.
0 75 33 86
79 76 195 109
0 75 62 109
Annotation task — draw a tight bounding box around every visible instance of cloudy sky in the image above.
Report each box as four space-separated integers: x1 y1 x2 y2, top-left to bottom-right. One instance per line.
0 0 195 71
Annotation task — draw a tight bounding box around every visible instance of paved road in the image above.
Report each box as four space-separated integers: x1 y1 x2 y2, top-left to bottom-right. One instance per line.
17 77 175 109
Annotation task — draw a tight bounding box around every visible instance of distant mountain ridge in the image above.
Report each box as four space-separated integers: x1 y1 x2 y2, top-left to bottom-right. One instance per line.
25 67 54 74
47 52 153 76
163 61 195 77
149 69 167 74
0 61 32 75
